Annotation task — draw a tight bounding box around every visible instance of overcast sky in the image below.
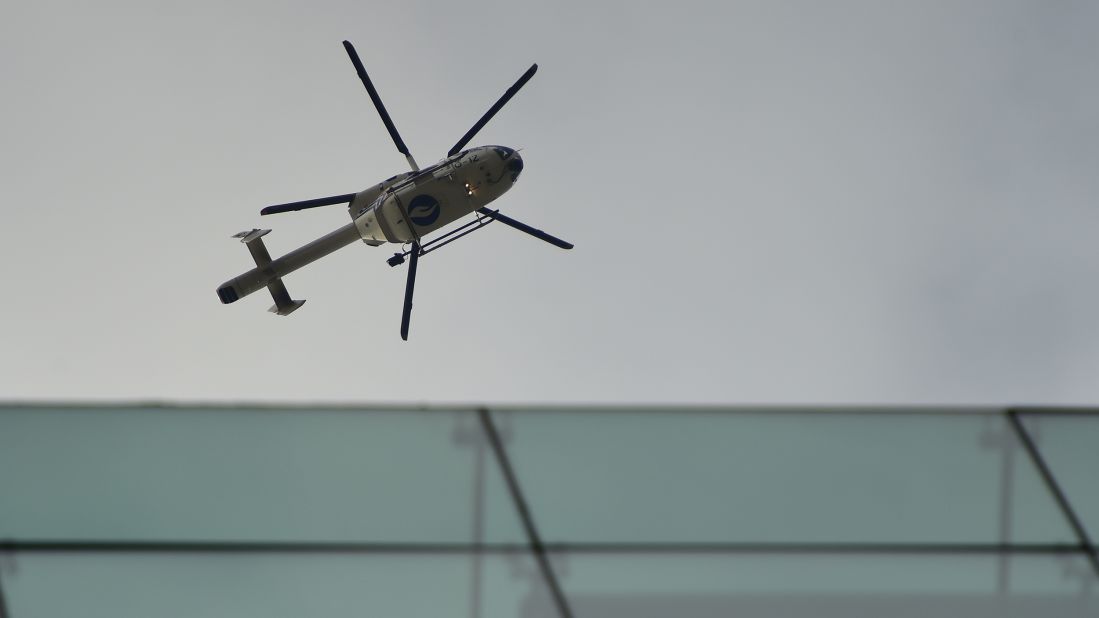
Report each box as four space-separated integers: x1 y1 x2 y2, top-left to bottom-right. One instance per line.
2 0 1098 405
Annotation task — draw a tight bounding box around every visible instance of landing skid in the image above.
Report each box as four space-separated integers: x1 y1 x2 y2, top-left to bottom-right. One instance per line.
386 207 571 267
386 210 498 267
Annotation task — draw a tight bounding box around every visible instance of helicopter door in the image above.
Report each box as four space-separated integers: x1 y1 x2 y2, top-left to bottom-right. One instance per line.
352 196 388 246
372 193 416 243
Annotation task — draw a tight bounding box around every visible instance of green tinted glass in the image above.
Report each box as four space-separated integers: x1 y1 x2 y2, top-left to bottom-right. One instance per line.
0 405 523 543
1019 413 1099 542
2 552 551 618
546 553 1098 618
494 409 1074 544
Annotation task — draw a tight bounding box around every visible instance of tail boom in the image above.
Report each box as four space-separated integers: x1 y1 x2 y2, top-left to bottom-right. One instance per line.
216 223 361 313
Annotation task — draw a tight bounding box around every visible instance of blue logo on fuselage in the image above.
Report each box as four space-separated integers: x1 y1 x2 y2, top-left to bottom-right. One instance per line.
408 194 441 227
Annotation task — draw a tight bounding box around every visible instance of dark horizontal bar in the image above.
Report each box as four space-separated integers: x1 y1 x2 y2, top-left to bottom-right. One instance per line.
550 542 1094 555
0 541 519 555
1008 407 1099 417
6 402 1099 417
1 540 1092 556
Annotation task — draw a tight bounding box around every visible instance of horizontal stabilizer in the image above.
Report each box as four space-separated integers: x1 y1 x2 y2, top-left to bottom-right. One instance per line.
267 277 306 316
233 229 275 268
269 299 306 316
233 229 271 244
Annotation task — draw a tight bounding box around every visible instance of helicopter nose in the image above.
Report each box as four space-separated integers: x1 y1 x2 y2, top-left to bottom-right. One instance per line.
507 153 523 179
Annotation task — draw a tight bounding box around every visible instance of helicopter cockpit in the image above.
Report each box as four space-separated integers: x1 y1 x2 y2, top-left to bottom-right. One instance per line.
493 146 524 181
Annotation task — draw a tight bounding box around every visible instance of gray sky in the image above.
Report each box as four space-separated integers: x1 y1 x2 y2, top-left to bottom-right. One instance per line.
2 0 1098 405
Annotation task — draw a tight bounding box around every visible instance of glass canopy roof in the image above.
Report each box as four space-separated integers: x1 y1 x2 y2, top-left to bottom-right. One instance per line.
0 404 1096 618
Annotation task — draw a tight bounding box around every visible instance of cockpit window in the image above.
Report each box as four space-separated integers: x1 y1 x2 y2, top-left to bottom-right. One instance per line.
493 147 512 160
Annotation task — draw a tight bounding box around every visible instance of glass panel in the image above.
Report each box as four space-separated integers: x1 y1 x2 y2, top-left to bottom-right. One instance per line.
0 405 524 543
1 552 551 618
495 409 1075 544
1018 413 1099 541
537 553 1099 618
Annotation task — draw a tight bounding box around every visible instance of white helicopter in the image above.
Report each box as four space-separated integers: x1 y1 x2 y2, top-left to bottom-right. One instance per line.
217 40 572 340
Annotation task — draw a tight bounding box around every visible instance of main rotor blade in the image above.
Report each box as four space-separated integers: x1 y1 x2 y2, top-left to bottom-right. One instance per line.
477 208 573 250
260 193 357 216
342 40 419 171
400 241 420 341
447 64 538 157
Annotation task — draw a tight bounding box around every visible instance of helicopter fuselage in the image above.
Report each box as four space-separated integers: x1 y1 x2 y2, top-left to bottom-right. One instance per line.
352 145 524 245
215 40 563 336
215 145 524 306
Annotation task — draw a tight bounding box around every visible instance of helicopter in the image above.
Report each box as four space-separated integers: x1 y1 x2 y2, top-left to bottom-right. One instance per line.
216 40 572 340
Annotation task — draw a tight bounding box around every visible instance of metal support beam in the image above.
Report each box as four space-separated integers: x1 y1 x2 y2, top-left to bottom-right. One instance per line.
0 572 9 618
477 409 574 618
0 540 1088 555
1007 410 1099 579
